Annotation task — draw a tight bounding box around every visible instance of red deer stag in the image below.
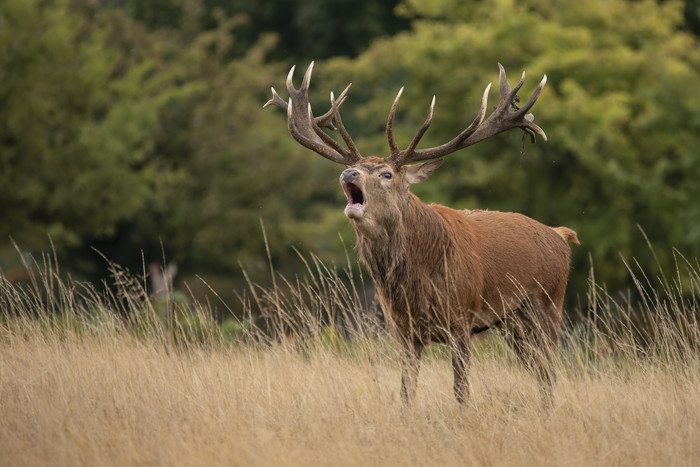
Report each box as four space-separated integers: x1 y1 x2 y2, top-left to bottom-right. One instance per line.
264 62 579 404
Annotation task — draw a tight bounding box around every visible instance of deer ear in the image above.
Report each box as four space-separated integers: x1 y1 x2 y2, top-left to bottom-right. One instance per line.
404 159 444 185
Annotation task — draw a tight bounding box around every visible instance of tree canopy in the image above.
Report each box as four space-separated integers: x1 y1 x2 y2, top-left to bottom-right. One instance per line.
2 0 700 311
318 0 700 297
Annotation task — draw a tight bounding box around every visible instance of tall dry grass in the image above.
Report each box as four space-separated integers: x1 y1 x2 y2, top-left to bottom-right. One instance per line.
1 248 699 466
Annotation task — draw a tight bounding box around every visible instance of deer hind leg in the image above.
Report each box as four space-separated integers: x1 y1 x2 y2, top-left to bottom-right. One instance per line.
498 295 561 402
399 338 423 406
450 334 472 404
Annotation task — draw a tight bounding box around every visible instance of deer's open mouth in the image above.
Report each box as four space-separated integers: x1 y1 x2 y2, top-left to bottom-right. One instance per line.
343 182 366 219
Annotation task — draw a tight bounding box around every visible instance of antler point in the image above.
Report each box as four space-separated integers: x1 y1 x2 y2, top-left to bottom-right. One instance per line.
263 88 274 108
301 62 314 91
286 65 297 89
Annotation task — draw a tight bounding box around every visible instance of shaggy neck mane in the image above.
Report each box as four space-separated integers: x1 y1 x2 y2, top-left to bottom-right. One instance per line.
354 193 450 302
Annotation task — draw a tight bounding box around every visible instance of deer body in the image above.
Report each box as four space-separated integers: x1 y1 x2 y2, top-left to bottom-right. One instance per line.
340 156 577 402
357 203 575 341
265 62 578 404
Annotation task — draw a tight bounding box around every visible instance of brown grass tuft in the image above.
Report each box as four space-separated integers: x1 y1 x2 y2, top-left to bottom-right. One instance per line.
0 249 699 466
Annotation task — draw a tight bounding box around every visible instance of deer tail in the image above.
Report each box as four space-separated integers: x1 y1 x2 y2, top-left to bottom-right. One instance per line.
553 226 580 245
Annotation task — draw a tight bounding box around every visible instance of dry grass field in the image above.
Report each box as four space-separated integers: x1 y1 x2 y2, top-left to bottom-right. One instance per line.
1 253 699 466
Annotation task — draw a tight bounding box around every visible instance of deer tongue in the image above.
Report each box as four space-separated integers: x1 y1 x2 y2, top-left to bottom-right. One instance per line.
343 182 366 219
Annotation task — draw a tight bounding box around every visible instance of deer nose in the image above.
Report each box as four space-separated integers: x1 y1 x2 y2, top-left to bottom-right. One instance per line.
341 169 360 184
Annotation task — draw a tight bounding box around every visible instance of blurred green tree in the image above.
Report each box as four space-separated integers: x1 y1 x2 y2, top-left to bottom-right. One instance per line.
0 0 351 285
316 0 700 301
110 0 409 60
685 0 700 34
3 0 700 313
0 0 191 251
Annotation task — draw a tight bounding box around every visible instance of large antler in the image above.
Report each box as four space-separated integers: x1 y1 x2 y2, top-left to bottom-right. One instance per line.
388 63 547 168
263 62 362 166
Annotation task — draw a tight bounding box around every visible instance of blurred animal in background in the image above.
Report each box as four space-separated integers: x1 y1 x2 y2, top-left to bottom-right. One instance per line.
149 262 178 300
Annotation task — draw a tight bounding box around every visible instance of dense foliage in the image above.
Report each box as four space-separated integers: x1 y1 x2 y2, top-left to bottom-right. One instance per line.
2 0 700 313
0 0 348 283
320 0 700 299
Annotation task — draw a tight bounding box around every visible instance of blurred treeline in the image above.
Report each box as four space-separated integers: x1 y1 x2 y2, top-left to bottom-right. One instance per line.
2 0 700 313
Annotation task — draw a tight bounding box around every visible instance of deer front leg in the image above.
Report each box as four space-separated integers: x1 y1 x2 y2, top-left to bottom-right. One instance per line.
451 335 472 404
399 338 423 405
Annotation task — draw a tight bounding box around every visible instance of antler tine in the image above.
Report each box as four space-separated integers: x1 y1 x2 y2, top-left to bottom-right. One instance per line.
498 63 526 107
314 83 351 130
393 64 547 167
309 102 359 158
265 78 348 132
517 74 547 117
406 95 436 153
386 87 404 158
263 87 287 110
309 85 361 160
284 64 297 98
293 62 349 130
392 95 436 167
285 101 328 161
300 61 314 92
472 82 492 130
330 91 362 161
447 82 492 145
496 63 547 141
397 83 491 166
267 64 352 132
305 98 363 164
514 75 548 141
267 62 363 165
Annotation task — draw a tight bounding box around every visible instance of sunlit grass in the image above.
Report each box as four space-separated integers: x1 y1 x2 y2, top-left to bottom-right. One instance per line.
0 247 698 466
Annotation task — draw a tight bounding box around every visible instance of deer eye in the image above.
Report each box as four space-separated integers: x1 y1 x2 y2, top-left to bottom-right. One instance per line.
381 172 393 180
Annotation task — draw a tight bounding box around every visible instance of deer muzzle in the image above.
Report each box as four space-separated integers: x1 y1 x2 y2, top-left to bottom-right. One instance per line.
340 169 366 219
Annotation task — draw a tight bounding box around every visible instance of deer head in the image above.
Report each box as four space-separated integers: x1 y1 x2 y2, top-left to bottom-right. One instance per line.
264 62 547 235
